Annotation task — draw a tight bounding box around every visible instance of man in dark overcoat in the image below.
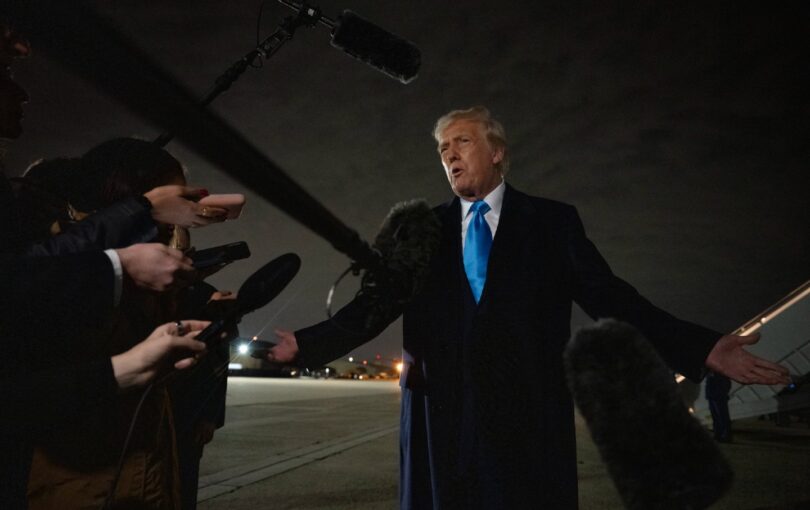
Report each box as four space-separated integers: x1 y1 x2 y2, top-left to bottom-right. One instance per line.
268 106 789 509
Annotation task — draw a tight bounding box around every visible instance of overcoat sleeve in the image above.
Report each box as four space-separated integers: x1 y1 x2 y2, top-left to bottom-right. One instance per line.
560 204 721 382
295 297 400 368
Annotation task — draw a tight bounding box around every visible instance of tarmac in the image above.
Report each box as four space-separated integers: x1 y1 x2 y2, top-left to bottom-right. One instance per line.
198 377 810 510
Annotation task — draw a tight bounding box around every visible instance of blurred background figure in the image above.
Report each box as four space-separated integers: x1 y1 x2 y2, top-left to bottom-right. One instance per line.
706 371 733 443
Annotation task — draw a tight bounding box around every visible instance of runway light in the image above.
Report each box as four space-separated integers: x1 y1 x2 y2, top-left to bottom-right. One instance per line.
238 343 249 354
396 362 404 374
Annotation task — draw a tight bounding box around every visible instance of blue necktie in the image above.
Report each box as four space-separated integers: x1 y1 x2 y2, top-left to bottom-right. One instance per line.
463 201 492 303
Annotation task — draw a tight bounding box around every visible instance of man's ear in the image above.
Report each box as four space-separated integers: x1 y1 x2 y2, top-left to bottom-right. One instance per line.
492 146 505 165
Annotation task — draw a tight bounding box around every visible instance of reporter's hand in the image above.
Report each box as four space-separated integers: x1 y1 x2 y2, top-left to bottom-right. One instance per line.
111 320 209 390
117 243 196 291
144 185 227 228
266 329 299 364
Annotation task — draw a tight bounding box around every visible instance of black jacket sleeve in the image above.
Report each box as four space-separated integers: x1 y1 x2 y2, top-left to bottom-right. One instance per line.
24 197 158 256
561 204 721 382
296 296 399 368
0 358 119 435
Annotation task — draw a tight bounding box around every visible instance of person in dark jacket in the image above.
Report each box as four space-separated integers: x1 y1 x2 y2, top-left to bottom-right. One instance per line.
266 106 789 509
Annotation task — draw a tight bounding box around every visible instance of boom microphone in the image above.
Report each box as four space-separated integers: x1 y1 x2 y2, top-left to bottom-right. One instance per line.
350 199 441 330
331 11 421 84
564 319 733 510
324 199 441 334
278 1 421 83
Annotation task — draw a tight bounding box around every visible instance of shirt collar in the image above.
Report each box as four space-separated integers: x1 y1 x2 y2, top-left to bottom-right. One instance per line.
460 180 506 219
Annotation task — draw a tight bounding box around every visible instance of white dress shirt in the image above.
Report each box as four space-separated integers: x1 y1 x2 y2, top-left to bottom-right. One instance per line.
104 249 123 306
460 180 505 250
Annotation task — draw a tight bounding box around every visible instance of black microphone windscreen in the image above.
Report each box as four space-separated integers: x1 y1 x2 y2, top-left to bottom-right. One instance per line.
358 199 440 328
564 319 732 510
237 253 301 315
331 11 420 84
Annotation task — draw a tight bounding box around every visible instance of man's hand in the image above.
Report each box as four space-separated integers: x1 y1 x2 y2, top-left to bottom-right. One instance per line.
705 332 791 385
266 329 299 364
117 243 195 291
144 185 227 228
111 320 209 390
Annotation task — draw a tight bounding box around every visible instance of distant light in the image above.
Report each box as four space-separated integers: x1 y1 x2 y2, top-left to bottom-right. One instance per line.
375 354 381 360
325 368 330 374
362 360 368 365
348 357 354 362
252 335 258 341
396 362 404 374
238 343 249 354
674 374 686 384
358 375 365 380
229 363 243 370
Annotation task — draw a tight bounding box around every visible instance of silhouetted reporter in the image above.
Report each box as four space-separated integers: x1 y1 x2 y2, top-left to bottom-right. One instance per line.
0 24 221 508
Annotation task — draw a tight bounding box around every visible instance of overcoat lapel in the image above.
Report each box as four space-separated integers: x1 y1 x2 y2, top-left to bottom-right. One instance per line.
478 184 536 308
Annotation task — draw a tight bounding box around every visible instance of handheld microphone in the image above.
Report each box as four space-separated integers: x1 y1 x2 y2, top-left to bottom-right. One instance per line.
564 319 733 510
278 1 421 83
197 253 301 348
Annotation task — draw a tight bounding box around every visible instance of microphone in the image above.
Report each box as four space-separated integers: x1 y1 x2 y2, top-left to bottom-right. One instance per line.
278 1 421 83
355 199 441 328
330 11 421 84
197 253 301 347
563 319 733 510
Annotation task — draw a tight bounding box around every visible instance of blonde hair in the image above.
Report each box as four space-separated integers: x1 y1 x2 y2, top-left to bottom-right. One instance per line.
432 106 509 174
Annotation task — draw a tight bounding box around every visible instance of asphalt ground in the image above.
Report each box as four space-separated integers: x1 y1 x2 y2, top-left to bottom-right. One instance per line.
199 378 810 510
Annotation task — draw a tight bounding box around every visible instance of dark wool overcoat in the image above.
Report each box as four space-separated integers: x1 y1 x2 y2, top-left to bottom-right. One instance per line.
297 184 720 509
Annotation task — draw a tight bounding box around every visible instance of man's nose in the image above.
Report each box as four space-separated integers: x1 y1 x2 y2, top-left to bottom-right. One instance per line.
444 149 459 164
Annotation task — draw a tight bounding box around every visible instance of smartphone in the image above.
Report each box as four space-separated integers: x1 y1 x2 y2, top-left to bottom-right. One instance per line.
198 193 245 220
191 241 251 269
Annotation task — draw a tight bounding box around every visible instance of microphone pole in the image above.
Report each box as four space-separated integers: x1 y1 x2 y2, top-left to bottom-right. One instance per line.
155 2 333 147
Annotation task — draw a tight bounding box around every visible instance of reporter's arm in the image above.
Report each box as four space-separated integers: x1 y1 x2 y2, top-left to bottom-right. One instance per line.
23 197 158 256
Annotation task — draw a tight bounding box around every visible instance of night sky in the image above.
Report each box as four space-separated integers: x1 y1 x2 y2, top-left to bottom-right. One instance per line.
7 1 809 362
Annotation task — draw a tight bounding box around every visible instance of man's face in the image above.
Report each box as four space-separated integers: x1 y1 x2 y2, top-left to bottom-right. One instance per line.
0 63 28 139
437 119 504 200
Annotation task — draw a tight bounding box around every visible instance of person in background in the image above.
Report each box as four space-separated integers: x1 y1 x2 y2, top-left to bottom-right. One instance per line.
706 371 733 443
